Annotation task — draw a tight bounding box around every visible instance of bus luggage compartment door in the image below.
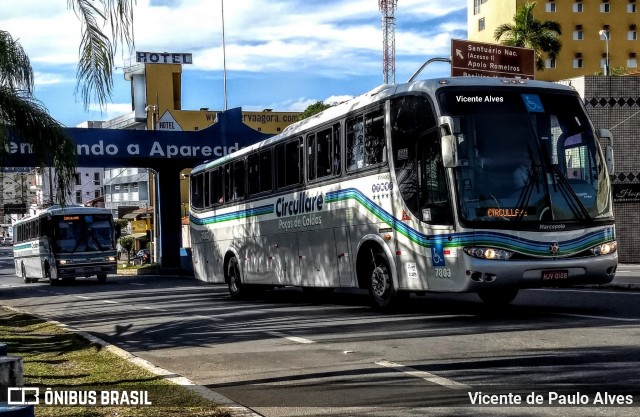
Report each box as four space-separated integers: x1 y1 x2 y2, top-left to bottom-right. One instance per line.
297 229 340 288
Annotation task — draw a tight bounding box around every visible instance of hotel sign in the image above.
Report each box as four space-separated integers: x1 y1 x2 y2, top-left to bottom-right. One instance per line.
451 39 534 79
136 51 193 64
612 183 640 203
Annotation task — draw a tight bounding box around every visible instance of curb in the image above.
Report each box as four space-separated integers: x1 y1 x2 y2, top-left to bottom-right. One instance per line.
597 283 640 291
1 305 262 417
116 267 194 277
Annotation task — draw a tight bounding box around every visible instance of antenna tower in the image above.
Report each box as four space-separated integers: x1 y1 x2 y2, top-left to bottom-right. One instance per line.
379 0 398 84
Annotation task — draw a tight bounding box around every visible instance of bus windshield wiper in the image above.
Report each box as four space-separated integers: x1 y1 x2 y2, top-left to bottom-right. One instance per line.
515 164 540 221
549 164 592 221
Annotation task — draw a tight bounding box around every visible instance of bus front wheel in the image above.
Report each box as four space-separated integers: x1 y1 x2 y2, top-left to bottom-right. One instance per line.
97 274 107 284
477 288 519 305
21 264 32 284
45 263 58 286
226 256 245 299
368 253 401 309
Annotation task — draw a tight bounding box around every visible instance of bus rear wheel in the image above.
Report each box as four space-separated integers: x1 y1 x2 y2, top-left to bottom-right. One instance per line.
368 253 401 309
477 288 519 305
226 256 245 299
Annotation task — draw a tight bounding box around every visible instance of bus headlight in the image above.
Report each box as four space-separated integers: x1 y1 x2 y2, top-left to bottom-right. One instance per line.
106 256 116 262
464 247 513 260
590 241 617 256
58 259 70 265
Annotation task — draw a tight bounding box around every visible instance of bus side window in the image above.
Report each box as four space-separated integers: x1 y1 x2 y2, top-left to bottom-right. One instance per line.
364 108 385 166
307 133 317 181
259 149 273 192
191 173 204 210
308 126 337 182
347 116 364 171
347 108 385 172
419 131 453 224
212 168 224 205
276 137 303 189
204 170 211 208
391 95 445 222
249 148 273 195
232 160 245 200
248 153 259 195
333 124 341 175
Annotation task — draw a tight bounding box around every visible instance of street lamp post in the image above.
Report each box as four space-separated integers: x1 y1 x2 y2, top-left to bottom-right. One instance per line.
221 0 228 110
599 29 610 76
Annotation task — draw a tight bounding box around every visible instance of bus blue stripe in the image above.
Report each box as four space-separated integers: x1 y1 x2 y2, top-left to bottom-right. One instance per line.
190 188 614 257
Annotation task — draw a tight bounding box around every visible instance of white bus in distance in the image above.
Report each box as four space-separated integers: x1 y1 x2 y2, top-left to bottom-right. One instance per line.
13 205 117 284
189 76 617 309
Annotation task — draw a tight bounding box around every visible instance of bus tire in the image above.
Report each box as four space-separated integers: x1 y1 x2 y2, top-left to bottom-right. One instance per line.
477 288 519 305
367 253 399 309
226 256 245 299
21 264 31 284
97 274 107 284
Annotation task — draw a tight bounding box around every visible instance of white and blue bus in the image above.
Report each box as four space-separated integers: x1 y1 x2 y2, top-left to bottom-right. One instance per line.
189 76 617 308
13 206 117 284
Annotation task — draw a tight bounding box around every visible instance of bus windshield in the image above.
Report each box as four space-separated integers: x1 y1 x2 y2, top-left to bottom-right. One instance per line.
52 214 115 253
438 88 613 226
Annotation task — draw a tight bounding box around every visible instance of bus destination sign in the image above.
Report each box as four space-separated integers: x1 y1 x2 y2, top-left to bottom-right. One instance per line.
451 39 535 79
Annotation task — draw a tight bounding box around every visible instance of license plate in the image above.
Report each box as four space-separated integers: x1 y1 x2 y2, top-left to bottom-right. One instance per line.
542 270 569 280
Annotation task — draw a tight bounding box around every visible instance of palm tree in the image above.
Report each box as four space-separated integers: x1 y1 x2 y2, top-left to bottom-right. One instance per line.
0 1 135 204
494 2 562 72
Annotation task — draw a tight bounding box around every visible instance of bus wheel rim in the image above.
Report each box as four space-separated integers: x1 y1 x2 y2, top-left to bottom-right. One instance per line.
371 266 389 298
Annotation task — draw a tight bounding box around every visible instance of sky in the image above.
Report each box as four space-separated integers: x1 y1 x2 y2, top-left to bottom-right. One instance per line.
1 0 467 127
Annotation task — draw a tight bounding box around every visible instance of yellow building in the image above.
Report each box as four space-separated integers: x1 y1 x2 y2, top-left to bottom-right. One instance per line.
119 58 301 236
127 62 299 133
468 0 639 81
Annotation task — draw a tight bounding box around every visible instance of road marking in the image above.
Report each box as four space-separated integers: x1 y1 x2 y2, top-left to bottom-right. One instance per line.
102 300 118 304
267 331 315 344
375 360 470 389
75 295 92 300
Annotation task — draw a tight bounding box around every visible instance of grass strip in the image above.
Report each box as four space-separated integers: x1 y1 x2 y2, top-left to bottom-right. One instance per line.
1 306 232 417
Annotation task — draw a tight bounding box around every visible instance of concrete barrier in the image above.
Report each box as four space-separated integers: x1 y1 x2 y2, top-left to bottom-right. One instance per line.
1 342 33 416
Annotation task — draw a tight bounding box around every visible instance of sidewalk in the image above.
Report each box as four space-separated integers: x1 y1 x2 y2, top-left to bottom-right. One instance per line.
602 263 640 290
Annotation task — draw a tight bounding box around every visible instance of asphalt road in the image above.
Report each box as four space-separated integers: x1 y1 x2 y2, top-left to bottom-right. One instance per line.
2 247 640 417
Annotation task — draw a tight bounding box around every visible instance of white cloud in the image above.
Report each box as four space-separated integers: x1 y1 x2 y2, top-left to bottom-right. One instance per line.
1 0 466 77
85 103 134 121
33 71 74 87
0 0 468 125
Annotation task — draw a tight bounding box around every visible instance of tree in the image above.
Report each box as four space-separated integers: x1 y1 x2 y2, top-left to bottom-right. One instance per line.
494 2 562 71
298 101 332 121
119 235 135 264
595 67 628 76
0 1 135 204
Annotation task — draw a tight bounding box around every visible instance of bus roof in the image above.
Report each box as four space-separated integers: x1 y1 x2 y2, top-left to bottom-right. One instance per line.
191 76 575 175
13 205 112 225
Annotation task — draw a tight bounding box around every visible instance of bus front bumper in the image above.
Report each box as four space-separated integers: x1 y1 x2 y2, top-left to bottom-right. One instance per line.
57 263 117 278
459 253 618 292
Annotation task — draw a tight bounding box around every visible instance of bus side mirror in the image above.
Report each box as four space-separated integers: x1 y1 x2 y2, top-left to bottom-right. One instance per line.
438 116 458 168
597 128 614 174
441 135 457 168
